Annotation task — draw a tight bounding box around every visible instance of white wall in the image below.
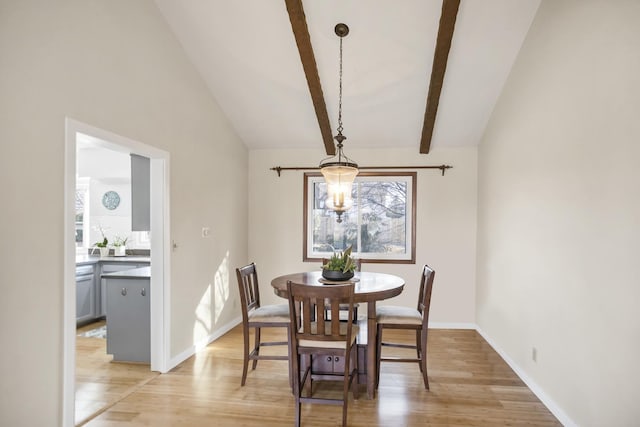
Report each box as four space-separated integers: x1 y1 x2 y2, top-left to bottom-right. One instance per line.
0 1 247 426
477 1 640 425
249 147 477 326
77 143 141 249
88 179 133 246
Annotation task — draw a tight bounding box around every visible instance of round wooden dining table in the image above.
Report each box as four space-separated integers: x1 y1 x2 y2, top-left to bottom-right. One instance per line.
271 270 405 399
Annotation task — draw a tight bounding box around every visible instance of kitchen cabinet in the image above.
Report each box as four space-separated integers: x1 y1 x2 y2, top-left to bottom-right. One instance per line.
99 261 150 317
74 258 150 325
104 267 151 363
131 153 150 231
76 265 96 325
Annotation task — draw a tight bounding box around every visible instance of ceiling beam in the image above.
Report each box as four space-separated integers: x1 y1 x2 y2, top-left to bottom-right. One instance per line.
419 0 460 154
285 0 336 155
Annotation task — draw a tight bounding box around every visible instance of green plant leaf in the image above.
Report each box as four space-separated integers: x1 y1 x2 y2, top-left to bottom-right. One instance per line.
322 245 356 272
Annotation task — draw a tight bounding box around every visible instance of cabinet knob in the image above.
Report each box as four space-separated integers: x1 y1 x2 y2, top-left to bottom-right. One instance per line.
141 288 146 296
334 357 339 363
327 356 332 362
121 288 127 296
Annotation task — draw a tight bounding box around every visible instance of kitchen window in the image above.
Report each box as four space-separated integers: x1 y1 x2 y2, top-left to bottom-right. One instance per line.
75 178 90 254
304 172 416 263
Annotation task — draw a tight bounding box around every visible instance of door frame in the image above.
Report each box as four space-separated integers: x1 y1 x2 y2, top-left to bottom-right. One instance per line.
62 118 171 426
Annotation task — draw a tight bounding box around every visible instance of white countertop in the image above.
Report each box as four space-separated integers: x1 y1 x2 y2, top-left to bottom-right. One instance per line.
76 255 151 265
101 266 151 279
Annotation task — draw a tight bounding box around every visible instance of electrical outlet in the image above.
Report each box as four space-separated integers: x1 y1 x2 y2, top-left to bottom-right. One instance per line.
532 347 537 363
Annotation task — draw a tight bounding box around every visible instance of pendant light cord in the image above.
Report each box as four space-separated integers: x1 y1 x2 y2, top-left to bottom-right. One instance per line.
319 23 356 168
337 35 343 138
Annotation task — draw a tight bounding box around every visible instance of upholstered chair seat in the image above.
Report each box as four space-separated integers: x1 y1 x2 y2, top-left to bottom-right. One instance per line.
248 304 290 322
376 306 422 325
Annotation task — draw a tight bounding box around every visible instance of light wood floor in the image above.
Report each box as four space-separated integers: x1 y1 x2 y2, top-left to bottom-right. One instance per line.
75 321 158 426
78 325 560 426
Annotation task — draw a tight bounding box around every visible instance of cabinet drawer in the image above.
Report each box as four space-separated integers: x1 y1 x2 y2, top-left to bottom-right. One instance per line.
75 265 94 276
101 263 141 273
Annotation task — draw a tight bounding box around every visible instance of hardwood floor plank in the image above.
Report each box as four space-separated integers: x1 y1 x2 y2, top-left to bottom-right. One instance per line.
75 321 158 426
79 326 560 426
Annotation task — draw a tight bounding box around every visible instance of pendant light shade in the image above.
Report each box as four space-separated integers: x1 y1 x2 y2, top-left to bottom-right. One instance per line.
320 161 358 215
320 23 358 223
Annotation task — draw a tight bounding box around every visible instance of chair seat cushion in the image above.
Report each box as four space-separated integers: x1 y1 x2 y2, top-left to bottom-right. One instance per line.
299 323 359 349
376 306 422 325
248 304 290 323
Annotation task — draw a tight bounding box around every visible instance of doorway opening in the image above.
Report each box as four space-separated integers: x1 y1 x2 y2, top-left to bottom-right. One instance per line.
63 119 171 426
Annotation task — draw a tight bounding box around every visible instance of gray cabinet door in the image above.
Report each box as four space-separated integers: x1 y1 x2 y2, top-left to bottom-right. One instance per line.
100 262 150 317
105 277 150 363
131 153 150 231
76 274 96 325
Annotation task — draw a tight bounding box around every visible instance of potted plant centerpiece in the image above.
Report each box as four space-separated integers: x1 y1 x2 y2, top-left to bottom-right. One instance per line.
321 245 357 281
93 226 109 257
112 235 128 257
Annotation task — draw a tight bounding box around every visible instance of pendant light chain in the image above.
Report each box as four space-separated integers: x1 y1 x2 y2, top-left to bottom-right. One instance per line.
337 35 344 140
319 23 358 223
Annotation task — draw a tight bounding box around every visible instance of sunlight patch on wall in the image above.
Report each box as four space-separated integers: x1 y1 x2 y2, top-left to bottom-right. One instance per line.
214 251 231 324
192 251 232 351
193 284 212 350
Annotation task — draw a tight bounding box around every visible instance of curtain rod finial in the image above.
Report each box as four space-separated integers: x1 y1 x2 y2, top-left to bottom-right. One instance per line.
270 166 283 177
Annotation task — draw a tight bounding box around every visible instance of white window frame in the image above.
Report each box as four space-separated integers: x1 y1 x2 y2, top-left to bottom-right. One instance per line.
75 177 90 255
304 172 416 264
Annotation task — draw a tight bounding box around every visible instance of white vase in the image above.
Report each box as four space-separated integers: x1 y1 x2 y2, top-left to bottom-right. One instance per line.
99 247 110 257
114 246 126 257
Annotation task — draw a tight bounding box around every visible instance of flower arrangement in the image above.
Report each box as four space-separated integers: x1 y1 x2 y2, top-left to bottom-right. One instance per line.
112 235 129 247
93 225 109 248
112 235 129 257
91 226 129 257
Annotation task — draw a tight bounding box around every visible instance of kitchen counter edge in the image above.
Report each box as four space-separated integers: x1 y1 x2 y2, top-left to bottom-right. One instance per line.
76 255 151 266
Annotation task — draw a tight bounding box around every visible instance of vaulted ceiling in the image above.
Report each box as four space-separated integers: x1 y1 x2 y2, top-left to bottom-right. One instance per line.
154 0 540 155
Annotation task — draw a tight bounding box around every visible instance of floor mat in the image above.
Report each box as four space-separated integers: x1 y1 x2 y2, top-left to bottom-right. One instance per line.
78 325 106 339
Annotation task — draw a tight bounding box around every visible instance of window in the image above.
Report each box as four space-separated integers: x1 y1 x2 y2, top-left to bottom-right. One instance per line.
75 178 90 254
304 172 416 263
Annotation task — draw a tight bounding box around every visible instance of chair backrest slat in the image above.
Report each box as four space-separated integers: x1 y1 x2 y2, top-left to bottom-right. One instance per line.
287 281 355 343
302 298 312 332
235 263 261 321
418 265 435 328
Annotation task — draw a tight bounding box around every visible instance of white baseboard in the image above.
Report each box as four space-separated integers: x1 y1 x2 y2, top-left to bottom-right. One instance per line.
168 316 242 371
475 326 577 427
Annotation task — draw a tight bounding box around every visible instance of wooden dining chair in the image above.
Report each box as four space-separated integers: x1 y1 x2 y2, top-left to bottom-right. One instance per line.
376 264 435 390
321 257 361 323
236 263 290 386
286 281 359 427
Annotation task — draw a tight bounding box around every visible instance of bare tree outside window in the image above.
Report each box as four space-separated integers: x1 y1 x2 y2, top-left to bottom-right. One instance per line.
304 172 416 263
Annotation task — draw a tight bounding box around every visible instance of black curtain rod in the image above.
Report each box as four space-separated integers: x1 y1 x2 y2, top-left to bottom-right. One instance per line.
270 164 452 177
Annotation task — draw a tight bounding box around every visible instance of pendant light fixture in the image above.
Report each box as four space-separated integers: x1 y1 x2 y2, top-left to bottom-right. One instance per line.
320 23 359 224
